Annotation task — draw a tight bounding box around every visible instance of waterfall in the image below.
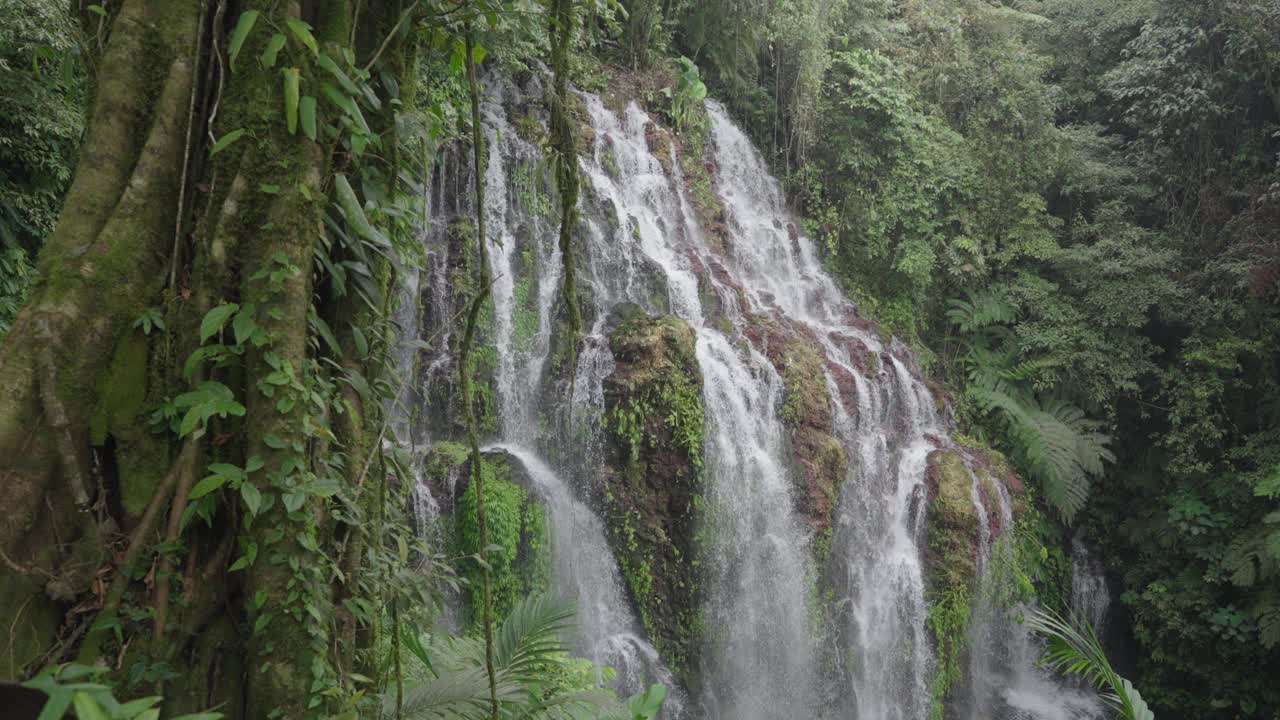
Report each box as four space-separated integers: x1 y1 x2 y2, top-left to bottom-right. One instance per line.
402 71 1107 719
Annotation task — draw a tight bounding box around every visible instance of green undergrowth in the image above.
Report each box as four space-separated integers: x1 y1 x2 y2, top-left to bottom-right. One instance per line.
454 457 551 630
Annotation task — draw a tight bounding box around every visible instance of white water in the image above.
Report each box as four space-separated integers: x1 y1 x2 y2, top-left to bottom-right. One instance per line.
406 72 1109 719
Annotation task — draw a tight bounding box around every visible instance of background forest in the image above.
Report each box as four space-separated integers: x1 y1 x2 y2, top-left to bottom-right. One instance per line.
1 0 1277 719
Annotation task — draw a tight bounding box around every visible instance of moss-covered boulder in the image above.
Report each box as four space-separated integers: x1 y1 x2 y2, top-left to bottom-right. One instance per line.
601 308 705 678
427 444 551 630
924 450 980 600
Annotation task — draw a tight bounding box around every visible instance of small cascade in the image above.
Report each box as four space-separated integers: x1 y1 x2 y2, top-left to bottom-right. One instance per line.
1071 537 1110 637
483 445 686 715
966 469 1104 720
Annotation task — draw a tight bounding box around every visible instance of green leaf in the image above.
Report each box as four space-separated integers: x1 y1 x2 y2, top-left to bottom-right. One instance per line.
283 491 306 512
260 33 286 68
241 482 263 516
351 326 368 357
320 82 370 133
200 303 240 343
300 95 318 141
283 68 301 135
233 304 258 346
72 692 109 720
86 4 107 16
285 19 319 57
34 688 73 720
189 475 228 500
228 11 260 72
316 53 360 96
333 173 388 246
210 129 246 157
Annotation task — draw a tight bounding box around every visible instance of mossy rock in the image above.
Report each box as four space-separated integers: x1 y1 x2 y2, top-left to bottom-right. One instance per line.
601 311 705 681
924 450 979 599
923 449 982 720
742 313 847 540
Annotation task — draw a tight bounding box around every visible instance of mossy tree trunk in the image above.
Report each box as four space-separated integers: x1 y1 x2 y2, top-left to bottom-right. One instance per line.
0 1 420 716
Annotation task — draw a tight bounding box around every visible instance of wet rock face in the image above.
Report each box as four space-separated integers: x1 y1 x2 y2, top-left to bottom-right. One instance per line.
600 308 705 678
742 310 848 541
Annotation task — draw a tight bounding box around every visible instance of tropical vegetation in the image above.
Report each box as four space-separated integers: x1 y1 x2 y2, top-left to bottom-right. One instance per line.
1 0 1277 718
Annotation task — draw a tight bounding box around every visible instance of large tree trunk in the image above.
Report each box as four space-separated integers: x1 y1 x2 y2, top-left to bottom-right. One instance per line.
0 1 409 716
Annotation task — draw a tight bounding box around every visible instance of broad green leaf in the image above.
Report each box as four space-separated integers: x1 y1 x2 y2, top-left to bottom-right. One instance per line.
351 325 368 357
209 129 246 157
228 11 260 72
72 692 109 720
232 303 258 346
299 95 317 141
260 33 286 68
283 491 306 512
200 303 239 343
189 475 228 501
333 173 388 246
117 696 163 714
316 53 359 96
282 68 301 135
241 482 263 516
285 19 318 57
34 688 72 720
320 82 370 133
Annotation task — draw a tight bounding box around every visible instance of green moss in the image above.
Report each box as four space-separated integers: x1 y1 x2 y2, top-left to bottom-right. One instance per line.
91 331 170 516
601 312 706 679
454 458 548 629
513 251 540 354
511 113 546 147
926 587 972 720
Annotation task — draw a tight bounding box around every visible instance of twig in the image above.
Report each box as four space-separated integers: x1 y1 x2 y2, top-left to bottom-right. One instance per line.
170 0 208 291
150 439 200 651
361 0 421 73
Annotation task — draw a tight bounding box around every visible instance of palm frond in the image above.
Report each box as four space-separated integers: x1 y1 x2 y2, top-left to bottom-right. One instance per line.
1024 607 1154 720
507 688 625 720
389 665 519 720
494 594 576 682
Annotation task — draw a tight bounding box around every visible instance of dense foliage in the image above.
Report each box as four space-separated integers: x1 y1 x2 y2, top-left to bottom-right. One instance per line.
0 0 84 336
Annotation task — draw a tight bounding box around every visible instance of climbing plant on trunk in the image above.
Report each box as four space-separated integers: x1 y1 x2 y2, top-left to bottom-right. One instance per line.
0 1 454 716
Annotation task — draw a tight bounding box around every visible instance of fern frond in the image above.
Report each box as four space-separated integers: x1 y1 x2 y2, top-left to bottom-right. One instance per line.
946 289 1016 332
973 388 1111 523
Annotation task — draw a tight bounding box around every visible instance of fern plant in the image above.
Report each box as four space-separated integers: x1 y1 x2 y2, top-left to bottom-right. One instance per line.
948 290 1114 523
1024 607 1154 720
386 594 665 720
